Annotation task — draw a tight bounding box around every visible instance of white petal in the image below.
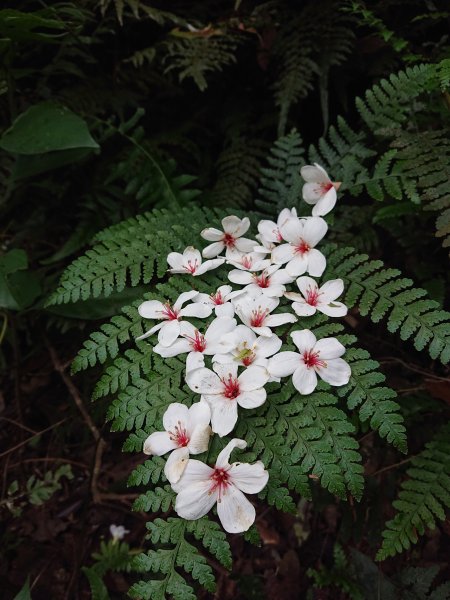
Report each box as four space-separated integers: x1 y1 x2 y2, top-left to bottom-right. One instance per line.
272 243 295 265
174 290 199 310
143 431 177 456
167 252 185 271
314 337 346 359
319 301 348 317
186 368 222 394
175 480 217 519
255 334 282 358
213 361 238 381
228 270 253 286
188 400 211 428
258 220 279 243
291 329 317 353
312 187 337 216
187 424 211 454
217 485 256 533
301 164 330 184
234 237 257 253
222 215 250 237
153 338 191 357
135 321 163 341
264 312 297 327
201 227 224 241
301 217 328 247
302 182 323 203
215 303 235 317
163 402 190 431
286 255 308 276
317 358 351 386
158 320 181 346
216 438 247 467
306 249 327 277
204 317 236 348
267 351 299 377
186 352 205 372
195 258 225 275
280 218 304 245
320 279 344 302
292 364 318 394
138 300 165 319
208 397 239 437
249 325 273 337
238 365 269 391
164 446 190 484
270 268 295 286
172 458 213 492
291 301 317 316
229 461 269 494
180 303 213 318
237 387 266 409
202 241 225 258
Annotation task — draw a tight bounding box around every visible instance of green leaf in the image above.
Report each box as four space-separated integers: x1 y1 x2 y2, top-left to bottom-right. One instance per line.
0 102 99 155
0 9 66 43
0 249 41 310
13 577 32 600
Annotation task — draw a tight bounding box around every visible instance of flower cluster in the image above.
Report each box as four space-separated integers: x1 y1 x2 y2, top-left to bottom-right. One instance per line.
137 163 350 533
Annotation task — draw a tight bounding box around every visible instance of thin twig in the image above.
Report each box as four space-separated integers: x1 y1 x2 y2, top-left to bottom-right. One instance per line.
0 416 38 435
371 456 413 477
0 419 67 459
46 341 100 442
379 356 449 382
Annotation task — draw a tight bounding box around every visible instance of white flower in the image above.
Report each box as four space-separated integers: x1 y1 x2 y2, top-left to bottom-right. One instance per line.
143 402 211 484
137 291 212 346
167 246 224 276
301 163 341 216
255 207 298 251
285 276 348 317
272 216 328 277
229 264 294 298
173 438 268 533
109 524 129 542
193 285 236 318
201 216 255 259
186 362 269 436
226 251 271 272
267 329 351 395
213 324 282 372
234 294 297 337
153 316 236 372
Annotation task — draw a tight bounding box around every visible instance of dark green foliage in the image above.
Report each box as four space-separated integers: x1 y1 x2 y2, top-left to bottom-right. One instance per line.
377 423 450 560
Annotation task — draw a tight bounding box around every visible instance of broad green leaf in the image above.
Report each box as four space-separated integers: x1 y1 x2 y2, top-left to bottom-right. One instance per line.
0 102 99 155
0 9 66 43
0 249 41 310
12 147 93 179
13 577 32 600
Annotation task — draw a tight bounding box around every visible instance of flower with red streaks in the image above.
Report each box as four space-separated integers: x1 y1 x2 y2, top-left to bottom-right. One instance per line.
173 438 268 533
301 163 341 216
268 329 350 395
167 246 225 276
143 401 211 483
201 216 255 259
285 276 348 317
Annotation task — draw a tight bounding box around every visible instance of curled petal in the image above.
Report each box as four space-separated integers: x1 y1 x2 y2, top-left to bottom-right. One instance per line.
216 438 247 467
201 227 224 241
173 290 199 310
202 241 225 258
217 485 256 533
158 320 181 347
300 163 330 184
143 431 177 456
164 446 189 484
188 424 211 454
312 187 337 216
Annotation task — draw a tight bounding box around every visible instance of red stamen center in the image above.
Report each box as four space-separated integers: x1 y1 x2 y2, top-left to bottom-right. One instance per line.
242 354 255 366
302 350 326 369
168 421 190 447
184 330 207 352
274 227 283 242
320 182 333 194
222 375 240 399
211 291 224 305
223 233 236 248
305 285 320 306
161 303 179 320
186 259 199 274
241 256 253 269
254 272 270 288
209 467 230 499
250 307 269 327
295 239 310 255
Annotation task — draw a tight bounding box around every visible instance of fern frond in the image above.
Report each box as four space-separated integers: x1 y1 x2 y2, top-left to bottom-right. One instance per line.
256 129 305 215
46 206 221 306
129 517 231 598
377 423 450 561
163 35 240 92
355 63 439 132
324 244 450 363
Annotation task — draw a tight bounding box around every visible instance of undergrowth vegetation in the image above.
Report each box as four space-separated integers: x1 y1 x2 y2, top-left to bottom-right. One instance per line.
1 1 449 599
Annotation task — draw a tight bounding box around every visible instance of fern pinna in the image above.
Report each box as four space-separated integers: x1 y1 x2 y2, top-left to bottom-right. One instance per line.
48 117 450 597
